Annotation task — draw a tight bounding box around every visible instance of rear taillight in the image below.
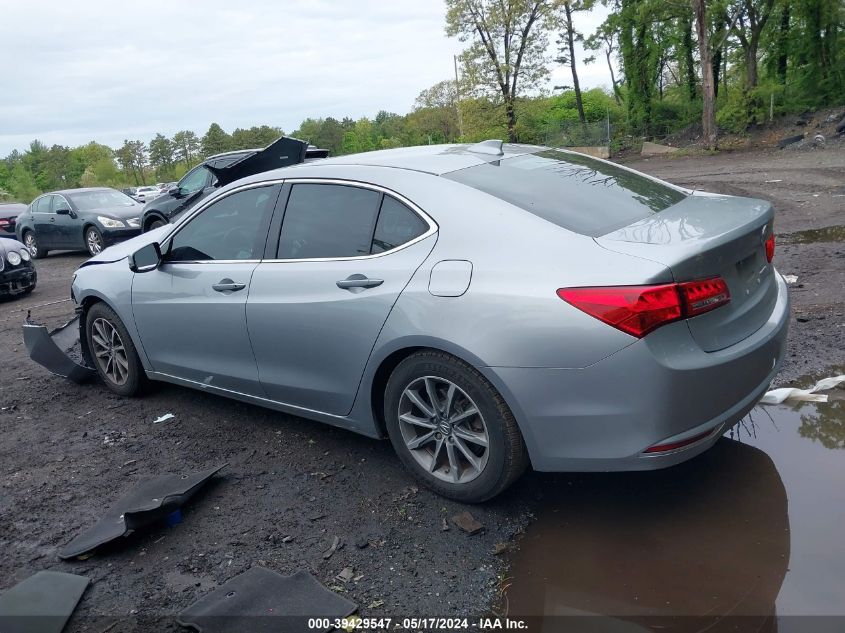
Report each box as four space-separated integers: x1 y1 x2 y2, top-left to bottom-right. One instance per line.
765 234 775 263
558 276 731 338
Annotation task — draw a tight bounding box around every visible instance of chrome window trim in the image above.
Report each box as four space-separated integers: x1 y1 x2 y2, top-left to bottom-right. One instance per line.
161 177 438 265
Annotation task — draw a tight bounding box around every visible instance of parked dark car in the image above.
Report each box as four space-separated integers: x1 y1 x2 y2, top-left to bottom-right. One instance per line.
140 136 328 232
0 237 36 297
0 203 27 237
15 188 144 258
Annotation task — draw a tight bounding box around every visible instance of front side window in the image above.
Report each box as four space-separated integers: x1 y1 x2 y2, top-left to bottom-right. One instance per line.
168 186 277 262
277 184 381 259
178 166 210 194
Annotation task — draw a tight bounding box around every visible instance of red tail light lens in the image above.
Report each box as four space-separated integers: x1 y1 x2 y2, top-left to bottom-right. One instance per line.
678 277 731 317
557 284 682 338
558 276 731 338
765 234 775 263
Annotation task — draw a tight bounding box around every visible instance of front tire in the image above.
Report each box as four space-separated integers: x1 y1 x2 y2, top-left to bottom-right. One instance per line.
384 351 528 502
148 219 166 230
85 303 146 397
23 230 47 259
85 226 104 256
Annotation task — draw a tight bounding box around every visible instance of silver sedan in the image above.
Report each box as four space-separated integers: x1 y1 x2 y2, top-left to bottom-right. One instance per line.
63 141 789 502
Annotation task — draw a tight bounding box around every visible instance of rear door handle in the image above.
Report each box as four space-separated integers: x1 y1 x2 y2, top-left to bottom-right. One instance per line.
336 274 384 291
212 278 246 293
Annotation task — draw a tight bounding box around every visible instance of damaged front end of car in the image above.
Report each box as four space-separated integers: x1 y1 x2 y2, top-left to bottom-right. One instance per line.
22 311 96 383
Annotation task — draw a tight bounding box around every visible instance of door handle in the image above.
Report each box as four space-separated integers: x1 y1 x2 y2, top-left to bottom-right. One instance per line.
50 218 55 223
212 278 246 293
336 274 384 291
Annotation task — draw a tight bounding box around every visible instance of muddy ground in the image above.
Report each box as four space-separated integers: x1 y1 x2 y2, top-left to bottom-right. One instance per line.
1 146 843 631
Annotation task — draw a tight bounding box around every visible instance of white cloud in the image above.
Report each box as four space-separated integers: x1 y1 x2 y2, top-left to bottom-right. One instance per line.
0 0 615 155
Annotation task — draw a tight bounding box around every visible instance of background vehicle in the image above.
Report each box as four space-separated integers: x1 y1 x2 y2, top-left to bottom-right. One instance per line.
140 136 328 231
60 141 788 502
0 203 27 237
0 237 36 297
15 188 143 258
133 186 161 203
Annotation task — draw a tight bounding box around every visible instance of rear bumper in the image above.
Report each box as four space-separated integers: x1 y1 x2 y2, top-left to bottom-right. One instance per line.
481 273 790 472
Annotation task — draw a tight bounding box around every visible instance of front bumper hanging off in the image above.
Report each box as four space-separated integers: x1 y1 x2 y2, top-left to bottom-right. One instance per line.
22 314 96 383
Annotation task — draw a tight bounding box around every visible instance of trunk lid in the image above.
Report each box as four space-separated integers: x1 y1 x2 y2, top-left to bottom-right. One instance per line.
595 192 777 351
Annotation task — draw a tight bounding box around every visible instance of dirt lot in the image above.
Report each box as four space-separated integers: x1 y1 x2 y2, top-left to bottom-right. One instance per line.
1 146 843 630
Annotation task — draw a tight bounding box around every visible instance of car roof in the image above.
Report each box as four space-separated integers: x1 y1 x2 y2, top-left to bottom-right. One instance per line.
289 141 545 176
40 187 117 196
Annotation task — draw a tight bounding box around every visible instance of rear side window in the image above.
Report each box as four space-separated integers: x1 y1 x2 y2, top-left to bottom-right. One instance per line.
277 184 381 259
33 196 52 213
372 196 428 254
444 149 687 237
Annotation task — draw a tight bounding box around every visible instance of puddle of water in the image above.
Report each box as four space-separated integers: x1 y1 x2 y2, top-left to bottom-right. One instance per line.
504 396 845 631
778 225 845 245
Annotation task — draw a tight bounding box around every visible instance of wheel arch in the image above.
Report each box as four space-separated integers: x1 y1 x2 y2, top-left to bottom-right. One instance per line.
76 290 150 372
142 210 166 232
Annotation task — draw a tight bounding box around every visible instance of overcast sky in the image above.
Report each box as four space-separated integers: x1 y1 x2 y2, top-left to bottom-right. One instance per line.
0 0 613 156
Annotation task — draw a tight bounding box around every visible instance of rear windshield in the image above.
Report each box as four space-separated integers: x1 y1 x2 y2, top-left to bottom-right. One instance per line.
444 149 687 237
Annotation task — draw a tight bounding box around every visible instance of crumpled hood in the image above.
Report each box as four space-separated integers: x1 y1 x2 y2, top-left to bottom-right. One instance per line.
79 224 170 267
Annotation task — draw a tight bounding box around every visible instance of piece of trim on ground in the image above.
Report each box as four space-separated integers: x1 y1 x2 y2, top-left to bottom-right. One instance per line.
176 567 358 633
0 571 90 633
22 315 95 383
58 464 227 560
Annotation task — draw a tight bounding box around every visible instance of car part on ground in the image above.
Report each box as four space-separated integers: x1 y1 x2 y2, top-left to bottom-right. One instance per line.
760 374 845 404
39 141 789 501
22 315 95 383
0 238 37 297
58 464 226 559
0 571 89 633
176 567 357 633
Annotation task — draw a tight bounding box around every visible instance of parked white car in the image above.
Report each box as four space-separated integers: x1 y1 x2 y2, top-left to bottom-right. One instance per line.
133 186 161 203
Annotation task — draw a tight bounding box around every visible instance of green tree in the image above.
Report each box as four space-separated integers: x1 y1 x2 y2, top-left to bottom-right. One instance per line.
148 133 175 176
201 122 232 157
172 130 201 167
556 0 595 124
446 0 557 142
8 163 40 203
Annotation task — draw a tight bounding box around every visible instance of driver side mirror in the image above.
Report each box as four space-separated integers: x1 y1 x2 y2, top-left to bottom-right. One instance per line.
168 186 183 198
129 242 162 273
55 205 71 216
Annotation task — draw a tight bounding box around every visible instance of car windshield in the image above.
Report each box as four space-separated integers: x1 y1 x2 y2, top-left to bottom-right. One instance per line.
67 190 137 211
444 149 687 237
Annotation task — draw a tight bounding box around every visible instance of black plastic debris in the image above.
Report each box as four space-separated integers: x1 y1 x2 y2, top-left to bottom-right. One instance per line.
176 567 357 633
22 315 95 383
777 134 804 149
0 571 89 633
59 464 227 560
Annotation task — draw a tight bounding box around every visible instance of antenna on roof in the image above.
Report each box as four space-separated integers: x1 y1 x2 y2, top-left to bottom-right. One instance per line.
466 139 504 156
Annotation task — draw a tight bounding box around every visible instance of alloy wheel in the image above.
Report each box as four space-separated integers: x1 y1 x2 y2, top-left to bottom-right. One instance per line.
87 229 103 255
398 376 490 484
24 233 38 256
90 317 129 385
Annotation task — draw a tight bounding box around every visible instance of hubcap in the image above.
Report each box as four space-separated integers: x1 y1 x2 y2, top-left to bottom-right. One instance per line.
91 318 129 385
398 376 490 484
24 233 37 256
87 230 102 254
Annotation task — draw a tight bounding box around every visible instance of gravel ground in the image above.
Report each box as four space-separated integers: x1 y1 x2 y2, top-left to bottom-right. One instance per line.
1 146 843 630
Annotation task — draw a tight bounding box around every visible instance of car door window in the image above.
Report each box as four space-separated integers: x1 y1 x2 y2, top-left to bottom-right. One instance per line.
178 166 210 194
371 196 428 254
168 186 277 262
277 184 381 259
34 196 53 213
51 195 70 212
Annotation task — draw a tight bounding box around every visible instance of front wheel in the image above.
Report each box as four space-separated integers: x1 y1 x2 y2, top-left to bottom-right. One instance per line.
384 351 528 502
85 302 146 396
148 219 166 230
23 230 47 259
85 226 104 256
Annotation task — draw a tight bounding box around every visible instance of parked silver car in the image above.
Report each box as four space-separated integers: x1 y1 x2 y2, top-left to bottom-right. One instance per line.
56 141 788 501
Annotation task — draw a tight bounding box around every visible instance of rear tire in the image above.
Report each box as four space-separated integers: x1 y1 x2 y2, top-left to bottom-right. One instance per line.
23 230 47 259
384 351 528 503
85 302 146 397
148 219 166 230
